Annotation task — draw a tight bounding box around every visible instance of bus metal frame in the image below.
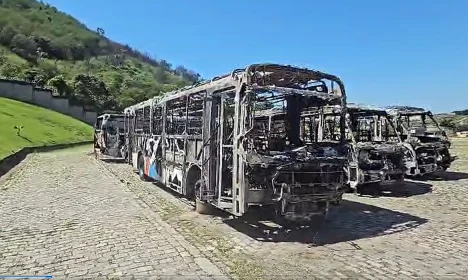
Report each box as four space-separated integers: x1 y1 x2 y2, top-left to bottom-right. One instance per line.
123 63 350 222
385 106 456 176
93 113 126 159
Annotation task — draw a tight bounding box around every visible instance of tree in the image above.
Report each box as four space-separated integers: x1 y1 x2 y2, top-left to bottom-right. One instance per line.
21 68 39 83
118 87 147 108
175 65 201 84
72 74 110 111
34 71 47 87
0 62 22 79
96 27 105 37
439 118 456 129
453 109 468 116
456 124 468 132
106 72 124 94
48 75 71 96
0 26 16 46
159 59 172 71
33 36 51 54
38 61 59 80
10 34 38 61
154 67 169 84
0 49 6 65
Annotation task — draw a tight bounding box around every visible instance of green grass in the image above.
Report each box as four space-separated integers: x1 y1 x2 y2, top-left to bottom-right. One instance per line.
0 97 93 159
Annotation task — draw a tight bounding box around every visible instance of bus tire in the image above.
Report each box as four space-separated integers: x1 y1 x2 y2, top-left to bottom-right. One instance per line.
195 199 212 215
138 155 148 181
194 179 213 215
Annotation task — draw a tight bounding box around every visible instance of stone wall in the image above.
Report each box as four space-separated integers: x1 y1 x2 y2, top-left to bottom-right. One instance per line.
0 78 97 125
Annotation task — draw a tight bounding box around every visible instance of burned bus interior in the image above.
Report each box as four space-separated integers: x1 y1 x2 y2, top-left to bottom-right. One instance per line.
121 64 351 221
94 113 126 158
386 106 448 143
288 104 406 188
385 106 455 175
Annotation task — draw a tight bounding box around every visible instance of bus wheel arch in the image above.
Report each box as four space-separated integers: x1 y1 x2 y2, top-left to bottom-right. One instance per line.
186 165 213 215
137 152 147 181
185 164 201 200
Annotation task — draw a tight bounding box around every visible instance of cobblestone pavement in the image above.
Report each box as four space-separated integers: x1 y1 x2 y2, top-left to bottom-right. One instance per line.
0 148 228 279
2 139 468 279
100 139 468 280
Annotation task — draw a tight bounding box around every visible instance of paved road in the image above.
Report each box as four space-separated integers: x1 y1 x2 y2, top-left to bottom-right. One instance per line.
100 140 468 280
0 149 227 279
1 140 468 279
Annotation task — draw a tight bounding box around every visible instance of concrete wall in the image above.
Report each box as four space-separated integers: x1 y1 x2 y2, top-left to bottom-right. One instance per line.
32 88 53 108
84 111 98 125
69 105 84 120
0 79 97 125
51 97 69 114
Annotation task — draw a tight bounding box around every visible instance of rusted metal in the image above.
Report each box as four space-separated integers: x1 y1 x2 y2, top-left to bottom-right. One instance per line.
385 106 455 176
258 103 407 194
322 104 406 191
93 113 126 159
122 63 350 223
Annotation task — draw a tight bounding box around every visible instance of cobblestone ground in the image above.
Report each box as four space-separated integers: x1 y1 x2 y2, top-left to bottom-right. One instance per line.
0 148 228 279
2 139 468 279
100 139 468 280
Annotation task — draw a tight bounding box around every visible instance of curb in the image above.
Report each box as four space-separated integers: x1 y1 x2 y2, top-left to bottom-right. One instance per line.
0 141 93 179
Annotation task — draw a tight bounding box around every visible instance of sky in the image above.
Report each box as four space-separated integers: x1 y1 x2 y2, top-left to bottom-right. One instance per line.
44 0 468 113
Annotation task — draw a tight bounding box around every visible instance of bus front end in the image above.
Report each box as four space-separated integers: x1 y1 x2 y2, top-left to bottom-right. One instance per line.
235 64 349 222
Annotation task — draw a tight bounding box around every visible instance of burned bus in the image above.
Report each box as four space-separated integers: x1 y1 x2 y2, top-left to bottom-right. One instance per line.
93 113 126 159
385 106 456 176
123 63 350 222
316 104 406 191
256 104 407 193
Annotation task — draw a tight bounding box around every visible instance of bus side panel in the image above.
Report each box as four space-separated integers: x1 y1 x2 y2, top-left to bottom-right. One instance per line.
145 157 161 181
131 152 139 171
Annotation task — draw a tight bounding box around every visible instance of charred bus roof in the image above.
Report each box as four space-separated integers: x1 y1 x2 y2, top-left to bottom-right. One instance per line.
385 106 432 116
97 113 125 119
346 103 388 115
123 63 346 114
254 108 286 118
298 103 388 116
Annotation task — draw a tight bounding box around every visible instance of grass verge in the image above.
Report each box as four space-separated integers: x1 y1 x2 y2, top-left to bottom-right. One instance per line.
0 97 93 159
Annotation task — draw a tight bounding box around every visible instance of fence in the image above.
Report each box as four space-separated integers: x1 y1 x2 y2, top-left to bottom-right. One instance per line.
0 78 97 125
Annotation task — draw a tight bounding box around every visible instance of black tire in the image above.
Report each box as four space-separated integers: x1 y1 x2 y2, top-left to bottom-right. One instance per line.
195 199 213 215
193 179 213 215
138 155 148 181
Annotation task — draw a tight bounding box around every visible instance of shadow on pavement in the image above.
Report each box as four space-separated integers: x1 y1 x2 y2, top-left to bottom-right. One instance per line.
358 181 433 198
111 162 429 247
222 199 428 246
99 157 127 164
415 171 468 181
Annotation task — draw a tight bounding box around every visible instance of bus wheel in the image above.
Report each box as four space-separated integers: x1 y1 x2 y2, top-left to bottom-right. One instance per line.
138 155 147 181
194 179 212 215
195 199 212 215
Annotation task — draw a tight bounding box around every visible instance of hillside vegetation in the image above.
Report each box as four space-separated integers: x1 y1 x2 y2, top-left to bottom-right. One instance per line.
0 97 92 159
435 114 468 132
0 0 201 113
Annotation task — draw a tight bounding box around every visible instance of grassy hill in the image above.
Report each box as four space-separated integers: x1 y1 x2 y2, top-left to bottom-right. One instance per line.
0 0 200 113
0 97 92 159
